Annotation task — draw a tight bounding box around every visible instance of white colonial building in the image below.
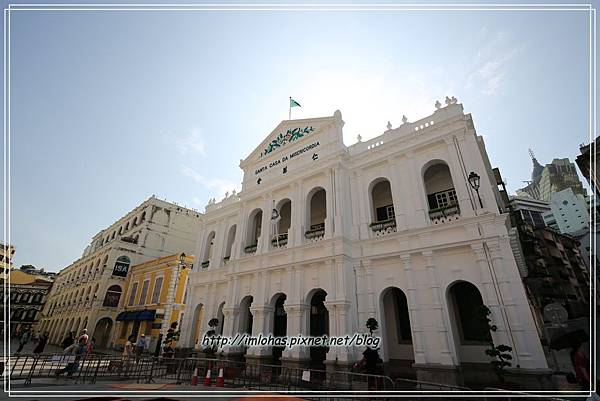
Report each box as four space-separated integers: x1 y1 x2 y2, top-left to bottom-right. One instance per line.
180 99 550 386
38 196 202 349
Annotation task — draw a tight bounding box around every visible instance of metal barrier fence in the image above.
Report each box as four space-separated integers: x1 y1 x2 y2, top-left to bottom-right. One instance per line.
5 353 571 400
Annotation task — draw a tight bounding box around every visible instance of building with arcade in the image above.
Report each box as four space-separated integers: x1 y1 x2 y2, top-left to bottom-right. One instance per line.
179 98 550 387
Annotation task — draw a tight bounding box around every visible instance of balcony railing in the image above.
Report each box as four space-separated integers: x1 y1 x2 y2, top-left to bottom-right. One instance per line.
428 203 460 224
271 233 288 248
201 261 210 269
244 244 258 254
370 218 397 236
305 223 325 242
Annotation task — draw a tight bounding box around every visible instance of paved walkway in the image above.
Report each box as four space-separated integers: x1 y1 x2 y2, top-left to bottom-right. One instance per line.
1 337 121 357
3 379 310 400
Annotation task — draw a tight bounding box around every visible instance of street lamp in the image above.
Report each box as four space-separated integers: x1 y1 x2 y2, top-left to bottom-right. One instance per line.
468 171 484 208
157 253 189 356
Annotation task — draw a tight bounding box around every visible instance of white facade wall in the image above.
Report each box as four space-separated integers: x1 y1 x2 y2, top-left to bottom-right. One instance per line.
181 102 548 377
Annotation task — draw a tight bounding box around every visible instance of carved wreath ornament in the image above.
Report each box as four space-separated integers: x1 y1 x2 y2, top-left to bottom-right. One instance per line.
261 126 314 157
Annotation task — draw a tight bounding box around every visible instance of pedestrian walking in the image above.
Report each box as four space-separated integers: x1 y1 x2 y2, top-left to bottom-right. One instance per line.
121 335 134 374
353 346 383 390
135 334 147 359
61 331 75 350
54 338 87 378
15 327 31 354
570 340 590 391
33 332 49 354
86 336 96 356
78 329 89 345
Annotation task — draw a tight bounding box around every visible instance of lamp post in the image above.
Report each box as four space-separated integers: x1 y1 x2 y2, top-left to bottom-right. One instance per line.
468 171 484 208
159 253 189 355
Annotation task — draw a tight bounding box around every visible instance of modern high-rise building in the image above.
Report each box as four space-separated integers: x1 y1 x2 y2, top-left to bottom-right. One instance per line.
37 196 202 349
180 99 550 388
542 188 590 235
576 137 599 196
516 153 587 202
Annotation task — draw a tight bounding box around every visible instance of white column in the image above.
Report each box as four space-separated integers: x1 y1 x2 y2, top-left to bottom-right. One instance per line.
422 251 457 366
281 303 310 360
404 154 429 229
258 196 272 253
324 170 335 239
400 254 427 364
388 159 408 231
246 305 275 357
487 241 548 369
444 137 475 218
470 244 511 347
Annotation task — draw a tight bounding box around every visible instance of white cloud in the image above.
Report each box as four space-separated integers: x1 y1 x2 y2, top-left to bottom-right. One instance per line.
465 31 522 96
180 165 239 201
174 128 206 156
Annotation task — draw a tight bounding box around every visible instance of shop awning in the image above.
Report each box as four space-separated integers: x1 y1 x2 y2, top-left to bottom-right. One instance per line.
116 311 141 321
137 310 156 321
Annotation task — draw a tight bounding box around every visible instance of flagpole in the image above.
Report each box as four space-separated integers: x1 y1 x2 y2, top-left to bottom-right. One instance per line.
289 97 291 120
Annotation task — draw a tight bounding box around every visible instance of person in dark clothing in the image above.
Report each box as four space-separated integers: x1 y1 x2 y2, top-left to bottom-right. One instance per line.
55 339 87 378
33 332 49 354
15 327 31 354
570 341 590 391
353 347 383 390
61 331 75 350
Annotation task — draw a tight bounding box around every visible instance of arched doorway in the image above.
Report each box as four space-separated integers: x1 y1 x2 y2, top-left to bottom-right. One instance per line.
190 303 205 348
381 287 414 377
447 281 492 364
93 317 113 349
270 293 287 363
308 289 329 369
239 296 254 336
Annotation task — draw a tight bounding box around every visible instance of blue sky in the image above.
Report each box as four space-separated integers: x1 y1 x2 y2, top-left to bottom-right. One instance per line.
4 3 595 271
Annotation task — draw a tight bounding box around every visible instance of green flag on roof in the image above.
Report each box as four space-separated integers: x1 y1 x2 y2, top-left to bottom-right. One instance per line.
290 97 301 107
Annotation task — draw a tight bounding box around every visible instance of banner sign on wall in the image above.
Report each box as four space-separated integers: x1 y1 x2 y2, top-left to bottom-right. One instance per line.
112 257 130 277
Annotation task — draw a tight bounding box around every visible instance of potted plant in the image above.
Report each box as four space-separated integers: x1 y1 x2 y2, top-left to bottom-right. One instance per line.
202 318 219 358
478 305 516 389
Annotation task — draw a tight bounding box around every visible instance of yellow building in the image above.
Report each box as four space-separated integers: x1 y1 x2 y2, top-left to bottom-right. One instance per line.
1 241 15 280
113 253 193 352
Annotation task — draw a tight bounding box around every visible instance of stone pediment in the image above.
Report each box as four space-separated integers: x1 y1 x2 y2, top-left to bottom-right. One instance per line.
241 112 343 167
239 110 345 189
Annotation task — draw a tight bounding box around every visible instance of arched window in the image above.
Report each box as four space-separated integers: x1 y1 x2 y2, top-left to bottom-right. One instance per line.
305 188 326 240
224 225 236 262
201 231 216 268
423 162 459 221
369 178 396 234
245 209 262 253
125 222 129 231
141 211 146 221
103 285 122 307
132 217 138 226
448 281 491 344
272 199 291 247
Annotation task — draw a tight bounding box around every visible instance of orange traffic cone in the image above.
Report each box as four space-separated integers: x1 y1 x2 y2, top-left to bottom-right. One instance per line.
203 368 212 387
216 367 224 387
191 367 199 385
